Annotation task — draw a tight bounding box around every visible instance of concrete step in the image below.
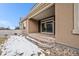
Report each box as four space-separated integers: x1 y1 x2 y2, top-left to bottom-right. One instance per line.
26 36 55 48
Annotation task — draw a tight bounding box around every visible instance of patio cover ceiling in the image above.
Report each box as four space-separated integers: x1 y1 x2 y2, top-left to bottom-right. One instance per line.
29 4 55 20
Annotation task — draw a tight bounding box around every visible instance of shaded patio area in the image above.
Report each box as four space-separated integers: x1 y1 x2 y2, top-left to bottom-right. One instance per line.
27 33 55 48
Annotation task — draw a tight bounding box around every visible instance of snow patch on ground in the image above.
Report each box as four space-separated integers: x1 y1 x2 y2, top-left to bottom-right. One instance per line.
0 35 45 56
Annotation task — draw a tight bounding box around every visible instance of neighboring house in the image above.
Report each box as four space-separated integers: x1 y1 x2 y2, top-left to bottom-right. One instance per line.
20 3 79 49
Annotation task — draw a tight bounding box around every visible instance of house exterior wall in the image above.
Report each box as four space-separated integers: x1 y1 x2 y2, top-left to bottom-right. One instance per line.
21 4 55 34
19 21 24 30
55 3 79 48
20 20 27 30
21 20 27 35
21 3 79 48
28 19 39 33
23 20 27 28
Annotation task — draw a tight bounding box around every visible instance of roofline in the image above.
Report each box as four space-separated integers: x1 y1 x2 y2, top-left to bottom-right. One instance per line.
20 17 28 23
20 3 37 23
20 3 54 23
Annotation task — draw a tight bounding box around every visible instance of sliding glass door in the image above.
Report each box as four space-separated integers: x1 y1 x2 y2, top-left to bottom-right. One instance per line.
41 17 55 34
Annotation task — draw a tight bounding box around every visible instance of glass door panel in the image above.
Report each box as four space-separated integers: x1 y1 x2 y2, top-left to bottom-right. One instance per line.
42 23 46 32
46 21 53 32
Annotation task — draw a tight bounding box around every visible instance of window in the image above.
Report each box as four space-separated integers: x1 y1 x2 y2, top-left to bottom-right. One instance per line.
73 3 79 34
41 17 55 34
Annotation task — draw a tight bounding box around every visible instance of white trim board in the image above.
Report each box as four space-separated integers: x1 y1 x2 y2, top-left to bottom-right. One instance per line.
72 3 79 34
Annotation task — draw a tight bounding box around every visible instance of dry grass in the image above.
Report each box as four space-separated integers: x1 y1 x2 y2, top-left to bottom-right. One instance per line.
0 36 7 45
0 36 7 55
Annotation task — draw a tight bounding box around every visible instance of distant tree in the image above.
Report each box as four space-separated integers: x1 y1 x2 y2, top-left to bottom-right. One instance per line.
6 28 10 30
15 26 20 30
6 27 10 30
0 27 10 30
